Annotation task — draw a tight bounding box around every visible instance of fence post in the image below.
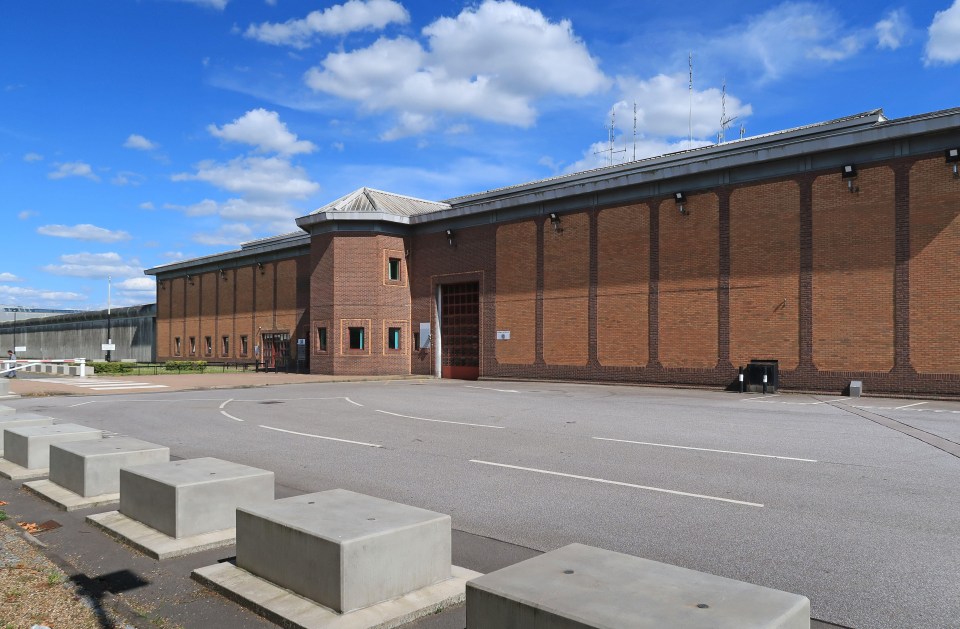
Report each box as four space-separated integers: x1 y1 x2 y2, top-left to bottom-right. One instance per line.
77 358 87 378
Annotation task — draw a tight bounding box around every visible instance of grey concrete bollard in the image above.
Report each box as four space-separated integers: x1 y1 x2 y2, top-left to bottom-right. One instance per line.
849 380 862 398
4 424 101 470
236 489 452 613
467 543 810 629
50 438 170 497
0 414 54 456
119 457 274 539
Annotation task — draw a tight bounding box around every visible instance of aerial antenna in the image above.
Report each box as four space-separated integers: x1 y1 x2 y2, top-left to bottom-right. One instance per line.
594 109 626 166
632 102 637 161
688 52 693 145
718 77 737 143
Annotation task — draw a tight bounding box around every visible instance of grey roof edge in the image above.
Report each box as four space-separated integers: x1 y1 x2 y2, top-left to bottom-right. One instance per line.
144 232 310 276
306 186 450 217
296 211 412 229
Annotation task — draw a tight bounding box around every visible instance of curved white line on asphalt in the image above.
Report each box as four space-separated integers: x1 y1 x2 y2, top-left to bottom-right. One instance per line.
344 398 364 407
592 437 817 462
375 410 503 429
220 410 244 422
219 399 233 409
464 385 519 393
470 459 763 508
259 425 381 448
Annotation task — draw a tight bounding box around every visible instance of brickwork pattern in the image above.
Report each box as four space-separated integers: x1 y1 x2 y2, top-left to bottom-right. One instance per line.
543 212 589 366
597 205 648 367
495 221 536 365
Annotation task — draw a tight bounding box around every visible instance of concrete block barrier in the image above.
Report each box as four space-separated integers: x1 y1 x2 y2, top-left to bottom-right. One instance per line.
3 423 101 470
51 437 170 497
466 543 810 629
119 457 274 539
237 488 452 613
0 414 54 456
0 404 15 415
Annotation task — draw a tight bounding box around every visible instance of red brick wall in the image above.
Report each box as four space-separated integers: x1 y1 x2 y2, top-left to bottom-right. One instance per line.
597 204 649 367
543 212 589 366
659 193 719 368
495 221 536 365
812 167 895 372
730 182 800 369
910 157 960 374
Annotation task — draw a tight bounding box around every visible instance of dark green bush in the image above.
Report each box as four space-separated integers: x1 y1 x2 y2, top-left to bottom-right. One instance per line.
91 361 134 374
163 360 207 372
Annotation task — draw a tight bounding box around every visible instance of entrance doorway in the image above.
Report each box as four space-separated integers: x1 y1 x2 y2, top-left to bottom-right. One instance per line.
440 282 480 380
261 332 291 372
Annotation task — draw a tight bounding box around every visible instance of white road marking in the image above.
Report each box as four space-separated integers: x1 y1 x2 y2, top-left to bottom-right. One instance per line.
88 385 170 391
259 425 381 448
470 460 763 508
219 399 233 409
375 410 503 429
464 385 519 393
742 395 779 402
220 410 244 422
67 401 96 407
895 402 927 410
592 437 817 462
31 377 170 391
344 398 364 407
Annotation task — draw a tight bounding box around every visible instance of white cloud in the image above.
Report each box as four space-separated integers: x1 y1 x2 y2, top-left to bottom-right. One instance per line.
208 109 316 155
712 2 867 82
23 152 43 162
124 134 158 150
925 0 960 65
246 0 409 48
112 171 146 186
162 251 187 260
331 141 345 152
565 137 713 174
173 155 320 199
174 0 228 10
0 273 23 282
17 210 37 221
37 224 132 243
0 285 86 306
48 161 100 182
875 9 909 50
140 202 156 210
305 0 609 134
42 252 143 279
193 223 254 246
164 199 220 216
116 277 155 292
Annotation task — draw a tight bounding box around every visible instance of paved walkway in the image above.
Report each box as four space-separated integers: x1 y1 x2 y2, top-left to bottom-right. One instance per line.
6 371 429 397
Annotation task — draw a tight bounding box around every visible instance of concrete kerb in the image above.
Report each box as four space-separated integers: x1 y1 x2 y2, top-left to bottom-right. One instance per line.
86 510 238 560
23 480 120 512
0 458 49 481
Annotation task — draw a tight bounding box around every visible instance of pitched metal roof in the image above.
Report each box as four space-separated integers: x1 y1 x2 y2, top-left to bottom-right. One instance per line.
308 187 450 217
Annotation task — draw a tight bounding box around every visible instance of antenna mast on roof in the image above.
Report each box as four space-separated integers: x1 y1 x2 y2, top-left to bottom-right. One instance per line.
633 102 637 162
594 109 626 166
688 52 693 146
718 77 737 143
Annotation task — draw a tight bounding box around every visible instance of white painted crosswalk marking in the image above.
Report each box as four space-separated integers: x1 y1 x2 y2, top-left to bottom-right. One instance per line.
31 377 169 391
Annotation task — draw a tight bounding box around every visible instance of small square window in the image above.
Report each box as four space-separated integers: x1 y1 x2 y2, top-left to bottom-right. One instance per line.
388 257 401 281
388 327 401 350
240 335 248 356
318 327 327 352
189 337 196 355
348 327 365 350
175 337 182 356
222 336 229 356
205 336 213 355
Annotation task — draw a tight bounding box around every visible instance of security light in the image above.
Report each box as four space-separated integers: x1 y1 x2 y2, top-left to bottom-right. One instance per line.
446 229 454 246
674 191 687 215
947 148 959 177
841 165 859 192
549 213 562 232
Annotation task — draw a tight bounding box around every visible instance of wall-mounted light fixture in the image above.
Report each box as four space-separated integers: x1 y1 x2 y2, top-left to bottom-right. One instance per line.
186 274 194 285
549 212 562 233
841 164 859 192
947 148 959 178
158 280 165 290
674 191 688 215
257 262 265 274
219 268 227 280
446 229 454 247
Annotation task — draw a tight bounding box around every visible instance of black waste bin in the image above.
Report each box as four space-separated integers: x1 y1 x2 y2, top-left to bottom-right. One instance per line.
744 359 778 393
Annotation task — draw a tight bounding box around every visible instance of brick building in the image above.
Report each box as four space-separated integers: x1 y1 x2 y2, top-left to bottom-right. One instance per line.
146 108 960 395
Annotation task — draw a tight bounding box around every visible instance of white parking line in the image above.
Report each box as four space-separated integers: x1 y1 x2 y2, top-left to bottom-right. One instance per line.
464 385 519 393
895 402 927 410
592 437 817 462
67 401 96 408
470 460 763 508
219 399 233 409
742 395 779 402
259 425 381 448
375 410 503 429
88 384 170 391
220 410 244 422
344 398 364 407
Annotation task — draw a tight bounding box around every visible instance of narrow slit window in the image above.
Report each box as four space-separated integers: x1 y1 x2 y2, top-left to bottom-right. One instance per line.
174 337 182 356
189 337 196 355
388 257 401 281
240 335 248 356
388 327 401 350
413 332 420 350
222 336 229 356
318 327 327 352
205 336 212 355
348 327 364 350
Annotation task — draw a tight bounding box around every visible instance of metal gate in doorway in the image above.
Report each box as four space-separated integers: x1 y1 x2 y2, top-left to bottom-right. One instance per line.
440 282 480 380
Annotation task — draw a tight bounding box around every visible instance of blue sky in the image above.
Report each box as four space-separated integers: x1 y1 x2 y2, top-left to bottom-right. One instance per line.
2 0 959 309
